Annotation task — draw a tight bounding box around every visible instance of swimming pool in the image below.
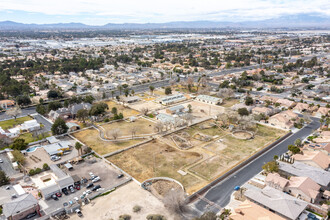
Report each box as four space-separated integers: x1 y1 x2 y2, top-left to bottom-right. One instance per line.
26 146 42 152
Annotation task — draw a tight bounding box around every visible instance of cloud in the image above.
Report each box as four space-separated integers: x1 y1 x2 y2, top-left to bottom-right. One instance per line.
0 0 329 24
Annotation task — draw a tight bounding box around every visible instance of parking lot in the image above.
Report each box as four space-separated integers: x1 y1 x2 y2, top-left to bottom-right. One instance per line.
41 157 130 215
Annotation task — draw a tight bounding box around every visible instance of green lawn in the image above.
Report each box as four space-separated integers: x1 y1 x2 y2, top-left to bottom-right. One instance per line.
19 132 51 143
0 116 32 130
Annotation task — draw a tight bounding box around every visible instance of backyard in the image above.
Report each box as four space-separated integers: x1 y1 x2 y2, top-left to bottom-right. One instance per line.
72 128 144 155
0 116 32 130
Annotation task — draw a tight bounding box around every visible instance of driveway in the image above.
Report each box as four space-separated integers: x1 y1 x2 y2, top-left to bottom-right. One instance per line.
0 106 37 121
31 113 53 132
191 117 321 214
0 152 20 178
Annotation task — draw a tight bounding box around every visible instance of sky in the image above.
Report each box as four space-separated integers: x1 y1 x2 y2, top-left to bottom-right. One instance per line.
0 0 329 25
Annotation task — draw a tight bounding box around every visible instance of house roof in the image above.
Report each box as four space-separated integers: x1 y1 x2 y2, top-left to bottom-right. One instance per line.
292 150 330 169
3 193 38 217
230 200 285 220
196 95 221 102
288 176 320 199
276 99 295 107
265 173 289 188
66 122 80 129
40 184 60 196
278 161 330 186
245 186 308 220
57 176 74 188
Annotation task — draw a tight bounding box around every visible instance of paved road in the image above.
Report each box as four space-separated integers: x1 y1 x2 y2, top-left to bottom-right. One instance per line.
32 114 53 132
191 117 320 214
0 107 37 121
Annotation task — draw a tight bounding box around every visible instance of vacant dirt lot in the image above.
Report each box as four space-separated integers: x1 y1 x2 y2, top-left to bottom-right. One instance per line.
189 124 287 180
220 98 240 108
107 140 203 194
105 100 140 117
181 101 225 118
70 182 179 220
128 100 163 112
72 128 144 155
101 118 156 138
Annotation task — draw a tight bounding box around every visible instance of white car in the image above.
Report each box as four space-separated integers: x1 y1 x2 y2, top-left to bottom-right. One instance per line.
74 197 79 201
0 159 3 163
92 176 101 183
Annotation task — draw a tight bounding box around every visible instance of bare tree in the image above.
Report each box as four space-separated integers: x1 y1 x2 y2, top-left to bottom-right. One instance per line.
108 128 120 140
217 88 234 99
163 189 187 215
6 106 22 121
184 113 194 125
141 107 149 116
130 126 138 139
154 122 164 133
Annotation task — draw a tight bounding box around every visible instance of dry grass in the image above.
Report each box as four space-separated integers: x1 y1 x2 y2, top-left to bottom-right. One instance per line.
220 98 240 107
0 116 32 130
105 100 140 117
189 124 287 180
101 118 156 138
72 128 144 155
107 140 203 193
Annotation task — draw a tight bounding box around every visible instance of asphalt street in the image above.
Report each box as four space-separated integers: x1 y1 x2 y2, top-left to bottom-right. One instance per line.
191 117 321 214
32 114 53 132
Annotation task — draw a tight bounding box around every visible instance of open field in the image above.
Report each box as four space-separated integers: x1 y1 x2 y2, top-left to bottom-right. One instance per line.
19 131 51 144
128 101 163 112
101 118 156 138
0 116 32 130
70 182 179 220
181 101 225 118
220 98 240 107
189 124 287 180
107 140 204 194
104 100 140 118
72 128 144 155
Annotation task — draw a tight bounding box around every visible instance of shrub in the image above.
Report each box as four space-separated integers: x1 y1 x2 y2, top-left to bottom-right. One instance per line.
29 169 35 176
43 163 49 170
104 118 110 122
35 168 42 174
118 214 131 220
133 205 142 213
146 214 167 220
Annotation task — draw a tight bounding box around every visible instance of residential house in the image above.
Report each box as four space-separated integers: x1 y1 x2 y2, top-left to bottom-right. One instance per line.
49 103 91 121
0 100 15 109
230 200 285 220
252 107 273 116
245 186 308 220
43 141 72 156
314 131 330 143
293 102 310 114
292 150 330 170
123 96 141 103
278 161 330 187
265 173 289 191
260 96 279 104
276 99 296 109
3 193 40 220
285 176 320 203
303 142 330 155
66 122 80 132
315 107 330 117
196 95 222 105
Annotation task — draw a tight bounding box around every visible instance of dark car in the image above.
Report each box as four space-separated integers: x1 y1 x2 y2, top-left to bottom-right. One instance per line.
307 213 317 220
51 194 58 200
62 188 69 195
25 212 37 219
86 183 94 188
117 174 124 179
92 185 101 191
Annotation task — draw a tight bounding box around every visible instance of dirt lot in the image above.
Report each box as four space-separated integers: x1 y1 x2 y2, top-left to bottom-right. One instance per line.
220 98 240 107
70 181 179 220
72 128 145 155
181 101 225 118
128 100 163 112
107 139 204 194
105 100 140 117
189 124 287 180
101 118 156 138
64 157 129 189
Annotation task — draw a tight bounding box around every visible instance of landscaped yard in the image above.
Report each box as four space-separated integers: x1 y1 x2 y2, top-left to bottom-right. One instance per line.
107 140 205 194
104 100 140 118
101 118 156 138
0 116 32 130
72 128 144 155
19 132 51 143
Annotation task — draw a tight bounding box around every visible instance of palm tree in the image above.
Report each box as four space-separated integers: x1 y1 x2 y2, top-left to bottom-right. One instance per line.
75 142 83 156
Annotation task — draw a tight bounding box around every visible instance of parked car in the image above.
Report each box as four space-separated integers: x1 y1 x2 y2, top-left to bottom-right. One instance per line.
92 185 101 191
74 197 79 201
91 175 98 180
307 213 317 220
75 185 81 190
51 155 61 161
62 188 69 195
51 194 58 200
69 186 75 193
92 176 101 183
0 159 3 163
56 192 62 197
86 183 94 188
117 174 124 179
75 209 83 217
25 212 37 219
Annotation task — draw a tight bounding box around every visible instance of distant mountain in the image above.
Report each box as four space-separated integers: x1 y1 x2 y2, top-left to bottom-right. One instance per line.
0 13 329 30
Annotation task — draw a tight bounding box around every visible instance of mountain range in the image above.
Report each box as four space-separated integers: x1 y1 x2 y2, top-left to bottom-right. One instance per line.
0 13 329 30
